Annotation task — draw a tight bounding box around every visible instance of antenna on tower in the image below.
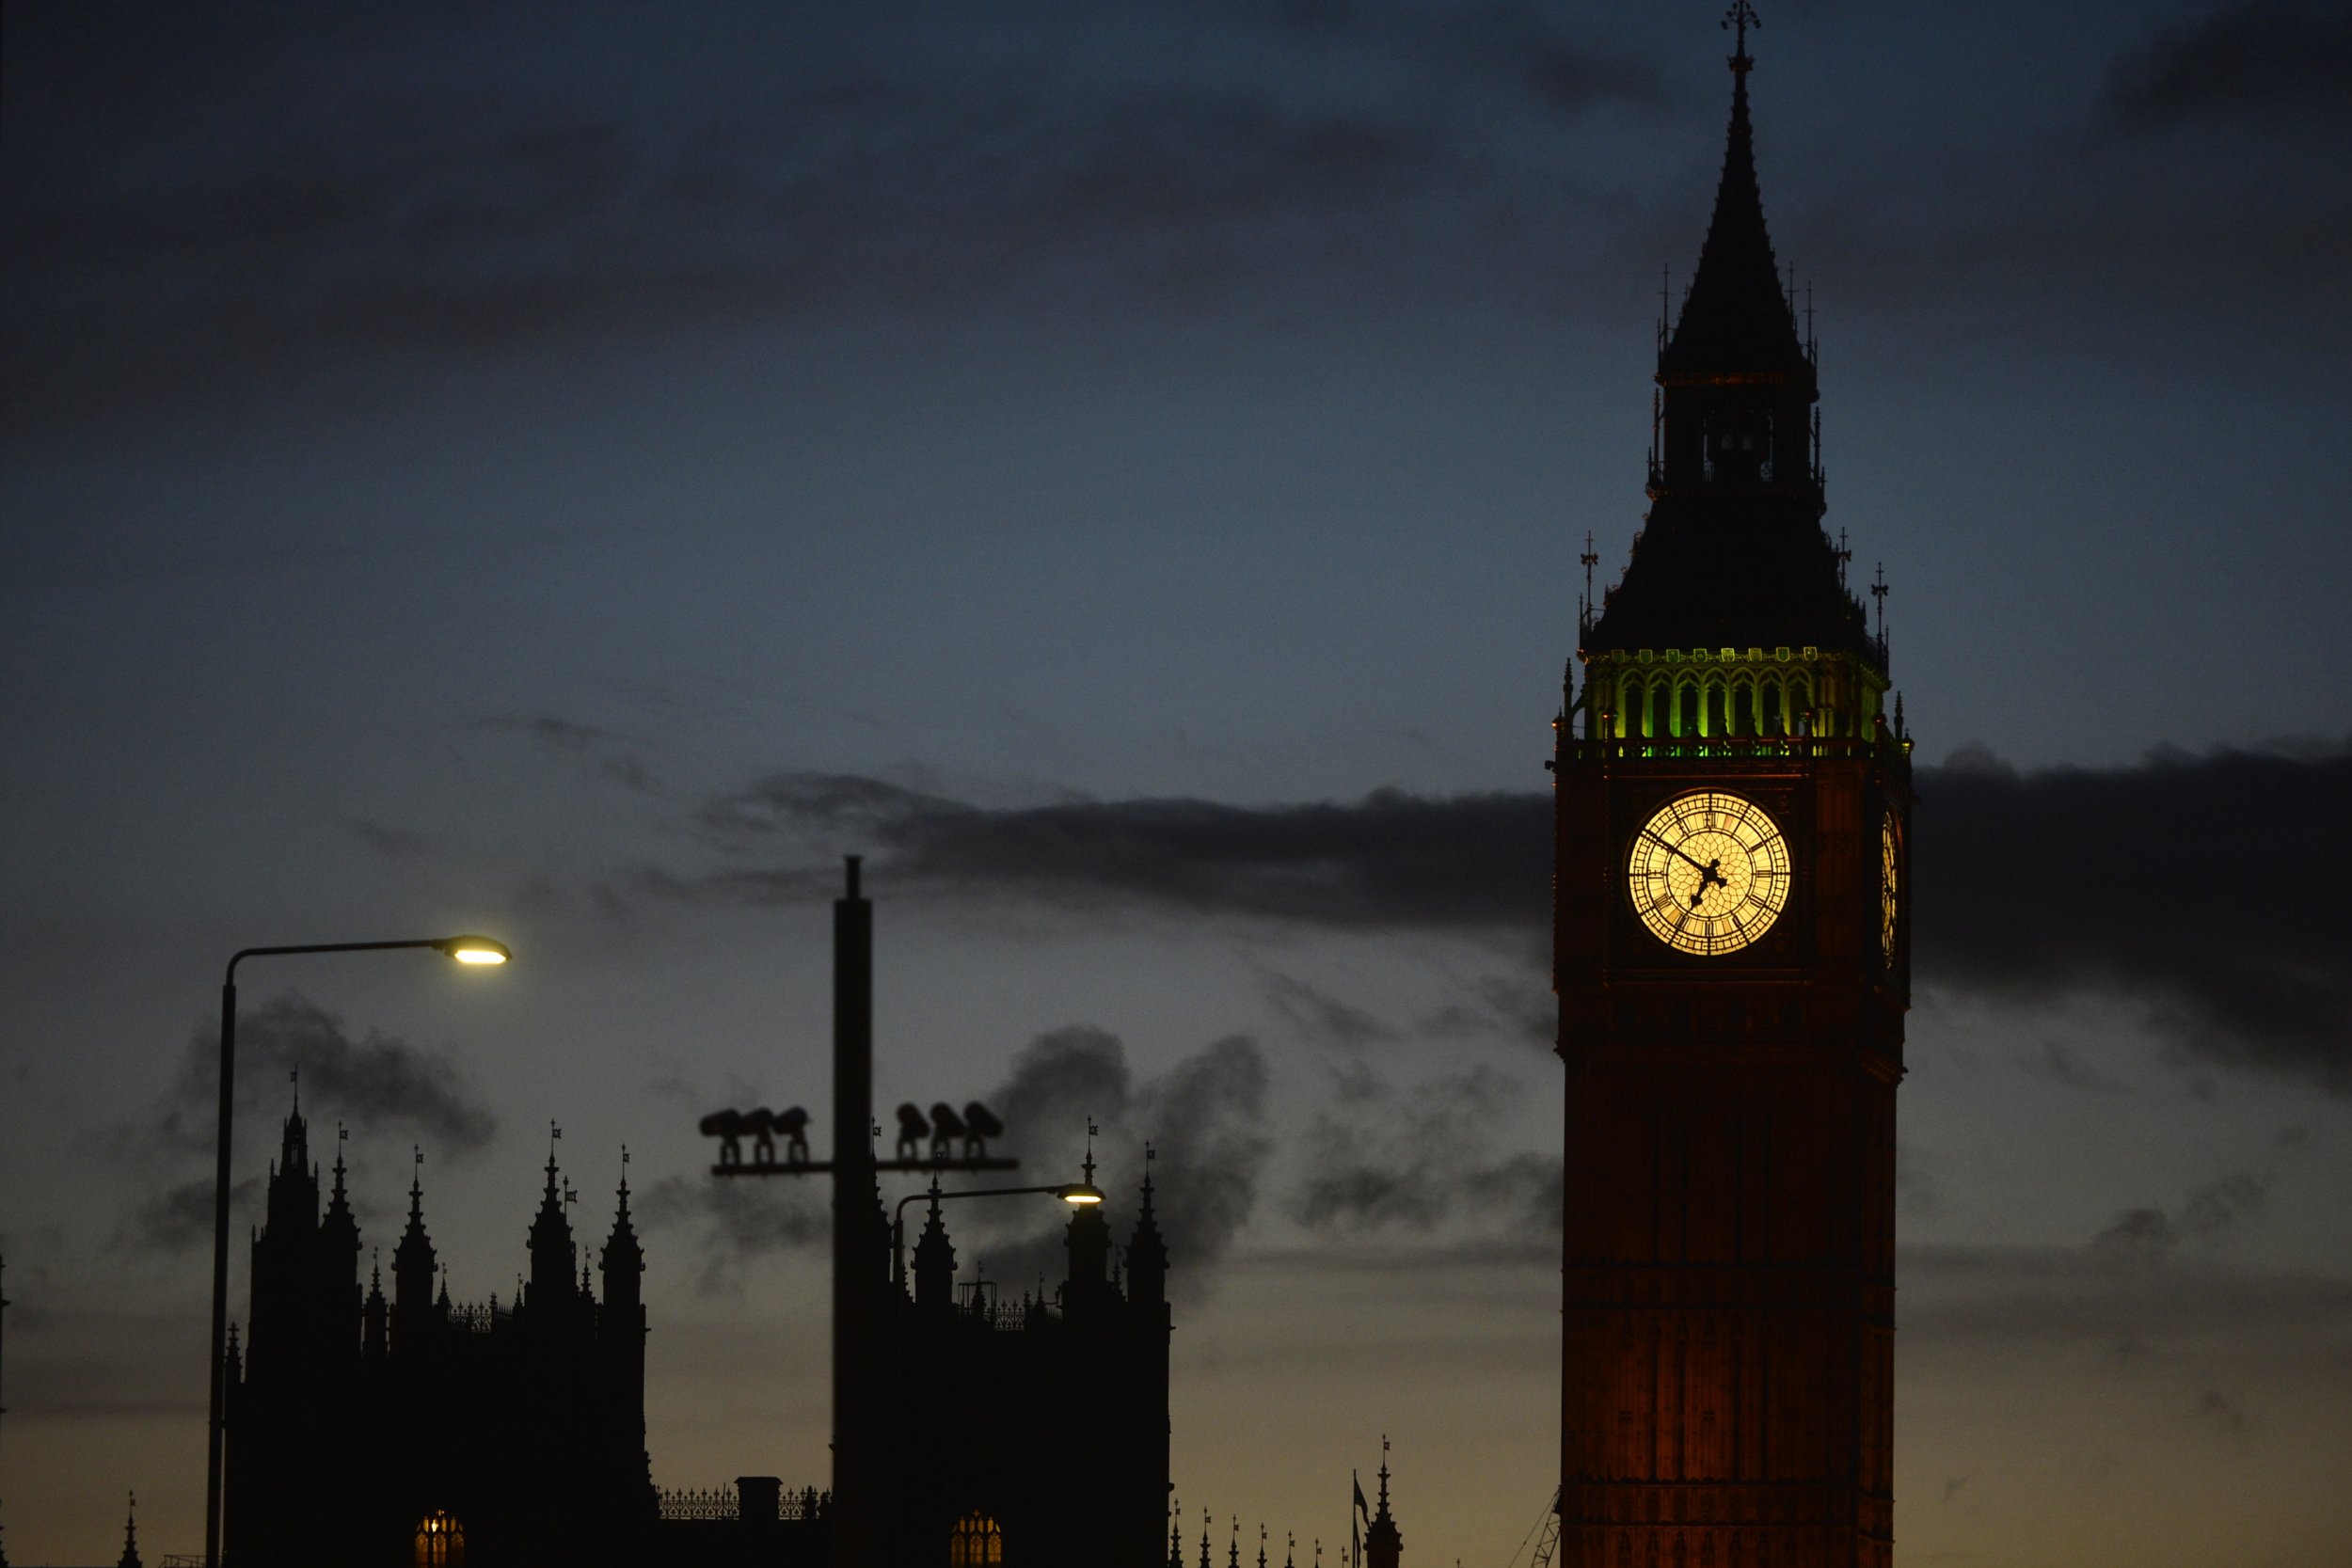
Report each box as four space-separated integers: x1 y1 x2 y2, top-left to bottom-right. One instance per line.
1580 532 1599 637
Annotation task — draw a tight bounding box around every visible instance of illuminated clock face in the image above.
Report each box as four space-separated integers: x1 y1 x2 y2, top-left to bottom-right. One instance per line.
1879 808 1901 966
1628 790 1791 956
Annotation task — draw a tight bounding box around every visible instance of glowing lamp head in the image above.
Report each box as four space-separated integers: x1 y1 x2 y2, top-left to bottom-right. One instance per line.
1054 1183 1105 1206
437 936 511 966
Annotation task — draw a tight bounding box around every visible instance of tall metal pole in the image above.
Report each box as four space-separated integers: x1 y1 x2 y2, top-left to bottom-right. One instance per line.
204 977 236 1568
831 859 874 1568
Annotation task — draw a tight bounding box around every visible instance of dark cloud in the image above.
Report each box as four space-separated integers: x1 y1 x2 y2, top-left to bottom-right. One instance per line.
97 992 497 1170
190 992 500 1151
634 1025 1269 1303
481 714 660 794
2096 1169 2273 1259
680 772 1549 929
1919 740 2352 1095
931 1027 1272 1303
1294 1064 1559 1243
97 993 499 1252
635 1176 829 1297
112 1176 259 1256
653 739 2352 1093
2107 1 2352 129
2194 1386 2250 1435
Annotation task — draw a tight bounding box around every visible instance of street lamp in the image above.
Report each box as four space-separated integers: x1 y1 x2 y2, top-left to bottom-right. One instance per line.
205 935 509 1568
889 1179 1105 1292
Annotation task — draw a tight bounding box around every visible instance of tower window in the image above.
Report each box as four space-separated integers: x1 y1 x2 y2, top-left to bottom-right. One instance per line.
949 1513 1004 1566
414 1513 465 1568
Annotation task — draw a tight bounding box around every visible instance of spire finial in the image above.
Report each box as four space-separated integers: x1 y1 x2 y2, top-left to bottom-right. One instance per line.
1724 2 1760 71
1083 1117 1099 1185
618 1143 631 1204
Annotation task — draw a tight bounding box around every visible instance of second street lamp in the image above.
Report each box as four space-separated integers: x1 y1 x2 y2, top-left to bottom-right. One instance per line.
204 934 510 1568
890 1179 1106 1292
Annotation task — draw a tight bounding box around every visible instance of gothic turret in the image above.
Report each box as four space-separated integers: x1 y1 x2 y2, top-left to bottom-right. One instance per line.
319 1132 358 1259
911 1182 957 1310
1365 1443 1402 1568
114 1493 142 1568
391 1157 437 1347
362 1253 388 1362
527 1141 578 1310
599 1158 644 1313
1126 1165 1168 1307
263 1095 320 1242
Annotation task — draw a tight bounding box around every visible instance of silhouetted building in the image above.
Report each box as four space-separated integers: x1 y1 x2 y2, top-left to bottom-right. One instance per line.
225 1102 659 1566
876 1155 1171 1565
1551 10 1908 1566
224 1094 1175 1565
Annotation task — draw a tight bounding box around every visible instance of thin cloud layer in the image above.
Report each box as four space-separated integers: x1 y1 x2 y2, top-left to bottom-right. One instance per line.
1293 1064 1561 1244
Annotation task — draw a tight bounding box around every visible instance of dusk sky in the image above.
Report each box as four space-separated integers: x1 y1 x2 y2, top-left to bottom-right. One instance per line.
4 2 2349 1563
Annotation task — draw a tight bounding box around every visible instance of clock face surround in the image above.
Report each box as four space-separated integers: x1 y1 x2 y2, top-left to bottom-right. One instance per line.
1628 790 1792 956
1880 808 1901 966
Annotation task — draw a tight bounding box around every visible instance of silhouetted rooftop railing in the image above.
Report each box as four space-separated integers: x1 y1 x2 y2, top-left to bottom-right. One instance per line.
656 1484 828 1522
445 1302 503 1335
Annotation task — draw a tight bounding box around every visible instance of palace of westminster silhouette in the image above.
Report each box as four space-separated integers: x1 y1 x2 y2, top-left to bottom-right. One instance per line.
200 9 1907 1566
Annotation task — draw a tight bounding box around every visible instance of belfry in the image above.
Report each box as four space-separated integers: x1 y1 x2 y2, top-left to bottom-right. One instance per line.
1551 7 1910 1565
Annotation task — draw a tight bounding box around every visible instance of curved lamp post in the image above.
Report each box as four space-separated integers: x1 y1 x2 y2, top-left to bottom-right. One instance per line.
205 935 509 1568
889 1180 1103 1292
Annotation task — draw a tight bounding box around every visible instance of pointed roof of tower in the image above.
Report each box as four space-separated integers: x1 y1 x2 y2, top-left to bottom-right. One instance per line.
1661 6 1805 378
601 1148 644 1275
115 1492 142 1568
529 1128 576 1259
393 1150 435 1280
1127 1149 1169 1288
321 1124 358 1246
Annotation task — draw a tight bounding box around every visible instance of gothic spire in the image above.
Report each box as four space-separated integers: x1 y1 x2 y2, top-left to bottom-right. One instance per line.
600 1147 644 1305
1127 1149 1169 1306
115 1492 142 1568
913 1180 957 1309
1661 4 1804 379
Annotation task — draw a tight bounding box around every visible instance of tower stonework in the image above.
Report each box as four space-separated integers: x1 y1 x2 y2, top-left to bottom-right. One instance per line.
1552 13 1910 1567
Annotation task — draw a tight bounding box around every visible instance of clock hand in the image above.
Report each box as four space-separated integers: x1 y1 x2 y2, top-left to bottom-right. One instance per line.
1642 831 1734 900
1687 858 1729 910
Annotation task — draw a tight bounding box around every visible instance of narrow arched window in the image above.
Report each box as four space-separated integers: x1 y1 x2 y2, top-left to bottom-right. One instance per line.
949 1513 1004 1566
415 1513 465 1568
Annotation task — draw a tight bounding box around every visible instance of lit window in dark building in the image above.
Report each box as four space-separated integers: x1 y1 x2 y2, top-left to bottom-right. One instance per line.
949 1512 1004 1565
414 1512 465 1567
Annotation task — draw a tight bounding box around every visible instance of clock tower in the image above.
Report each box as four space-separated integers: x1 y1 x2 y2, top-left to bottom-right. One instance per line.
1551 9 1911 1567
